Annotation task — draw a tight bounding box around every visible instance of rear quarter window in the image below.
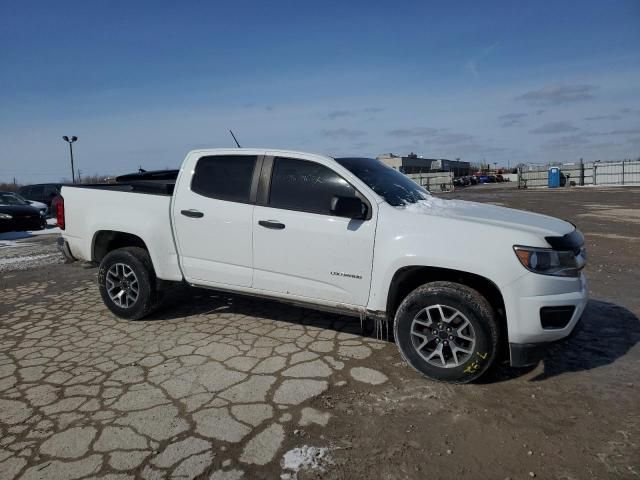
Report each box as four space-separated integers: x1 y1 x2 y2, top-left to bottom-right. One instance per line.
191 155 257 203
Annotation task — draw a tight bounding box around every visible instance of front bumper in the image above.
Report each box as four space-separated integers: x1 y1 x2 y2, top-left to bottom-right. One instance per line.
502 271 588 366
509 314 582 367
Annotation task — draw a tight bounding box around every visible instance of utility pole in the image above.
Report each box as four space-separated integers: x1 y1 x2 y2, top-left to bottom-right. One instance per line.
62 136 78 183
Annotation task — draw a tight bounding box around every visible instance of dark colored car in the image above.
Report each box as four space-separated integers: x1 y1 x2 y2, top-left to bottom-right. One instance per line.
18 183 63 207
496 174 504 182
0 192 47 233
487 175 497 183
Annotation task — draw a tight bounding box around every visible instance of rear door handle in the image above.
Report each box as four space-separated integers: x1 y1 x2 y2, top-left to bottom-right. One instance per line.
258 220 285 230
181 209 204 218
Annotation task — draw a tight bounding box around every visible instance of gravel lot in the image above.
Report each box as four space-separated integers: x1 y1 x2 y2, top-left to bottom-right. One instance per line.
1 186 638 479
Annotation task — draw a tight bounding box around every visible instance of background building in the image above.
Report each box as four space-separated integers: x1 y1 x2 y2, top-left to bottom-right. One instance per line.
377 153 437 174
377 153 470 176
430 159 471 177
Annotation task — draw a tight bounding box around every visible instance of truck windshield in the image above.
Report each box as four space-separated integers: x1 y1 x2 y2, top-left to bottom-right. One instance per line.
335 157 430 206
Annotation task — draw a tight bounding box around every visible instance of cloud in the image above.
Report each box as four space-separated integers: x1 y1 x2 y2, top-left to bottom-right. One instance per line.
498 112 528 127
386 127 474 145
529 121 579 134
387 127 442 137
465 42 499 78
604 128 640 135
427 132 474 145
326 110 353 120
325 107 384 120
321 128 366 139
544 134 591 149
517 84 598 105
584 114 620 121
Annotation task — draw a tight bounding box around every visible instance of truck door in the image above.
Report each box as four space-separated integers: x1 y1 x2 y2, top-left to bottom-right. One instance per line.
172 154 260 287
252 156 376 307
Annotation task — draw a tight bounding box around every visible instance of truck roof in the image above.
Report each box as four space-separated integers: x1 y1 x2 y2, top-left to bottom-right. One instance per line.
187 148 335 161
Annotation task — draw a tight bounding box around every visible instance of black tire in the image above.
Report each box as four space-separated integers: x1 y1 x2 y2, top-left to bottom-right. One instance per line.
394 281 500 384
97 247 159 320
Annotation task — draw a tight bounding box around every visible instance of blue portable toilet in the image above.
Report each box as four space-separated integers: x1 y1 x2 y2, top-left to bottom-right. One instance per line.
548 167 560 188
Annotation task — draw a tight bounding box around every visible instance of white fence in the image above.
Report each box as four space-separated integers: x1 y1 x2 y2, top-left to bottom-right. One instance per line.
406 172 454 192
518 160 640 188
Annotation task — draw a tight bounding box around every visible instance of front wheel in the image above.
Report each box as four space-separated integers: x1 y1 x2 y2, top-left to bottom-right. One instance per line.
394 281 500 383
98 247 159 320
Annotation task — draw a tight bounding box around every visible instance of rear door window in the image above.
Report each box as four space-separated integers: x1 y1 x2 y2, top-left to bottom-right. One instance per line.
191 155 257 203
268 157 356 215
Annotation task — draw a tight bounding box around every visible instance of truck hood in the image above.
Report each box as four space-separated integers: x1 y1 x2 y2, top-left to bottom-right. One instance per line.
400 197 573 238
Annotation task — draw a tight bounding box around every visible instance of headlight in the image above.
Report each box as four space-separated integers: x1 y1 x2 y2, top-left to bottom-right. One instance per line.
0 213 12 220
514 246 585 277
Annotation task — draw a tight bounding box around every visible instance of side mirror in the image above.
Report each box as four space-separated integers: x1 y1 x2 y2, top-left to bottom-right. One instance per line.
330 195 367 219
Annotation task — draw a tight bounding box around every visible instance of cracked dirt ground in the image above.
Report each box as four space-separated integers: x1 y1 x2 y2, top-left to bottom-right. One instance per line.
1 187 639 479
1 272 391 479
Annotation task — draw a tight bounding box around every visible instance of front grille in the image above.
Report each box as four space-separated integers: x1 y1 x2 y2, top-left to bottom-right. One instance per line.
540 306 575 329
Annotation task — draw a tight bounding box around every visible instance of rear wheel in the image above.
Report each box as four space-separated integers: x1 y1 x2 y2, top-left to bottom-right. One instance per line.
394 281 500 383
98 247 159 320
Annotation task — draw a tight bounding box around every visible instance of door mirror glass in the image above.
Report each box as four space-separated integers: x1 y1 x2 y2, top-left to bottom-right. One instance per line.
330 195 366 219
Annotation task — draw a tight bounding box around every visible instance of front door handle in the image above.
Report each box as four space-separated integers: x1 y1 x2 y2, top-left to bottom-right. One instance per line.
181 209 204 218
258 220 285 230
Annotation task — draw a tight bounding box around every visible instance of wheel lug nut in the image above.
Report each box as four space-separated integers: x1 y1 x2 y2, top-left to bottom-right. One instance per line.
444 341 448 345
449 335 454 340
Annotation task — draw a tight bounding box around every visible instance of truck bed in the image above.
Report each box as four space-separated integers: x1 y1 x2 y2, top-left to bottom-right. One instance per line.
68 169 180 196
68 182 175 196
61 184 183 281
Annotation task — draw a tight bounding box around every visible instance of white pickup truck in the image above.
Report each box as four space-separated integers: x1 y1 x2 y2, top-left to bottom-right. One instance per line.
58 148 588 383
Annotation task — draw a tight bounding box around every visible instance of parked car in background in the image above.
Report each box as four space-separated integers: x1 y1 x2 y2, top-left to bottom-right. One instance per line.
58 148 587 384
5 192 48 216
478 175 489 183
0 192 47 233
469 176 478 185
19 183 63 207
487 175 497 183
496 174 504 183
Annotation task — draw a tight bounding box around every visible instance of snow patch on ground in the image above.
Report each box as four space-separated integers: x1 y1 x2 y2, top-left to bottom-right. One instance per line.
0 226 60 241
0 253 61 272
281 446 332 479
0 240 39 249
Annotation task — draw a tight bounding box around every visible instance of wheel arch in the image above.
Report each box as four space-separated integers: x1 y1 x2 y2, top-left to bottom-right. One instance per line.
386 265 507 336
92 230 149 263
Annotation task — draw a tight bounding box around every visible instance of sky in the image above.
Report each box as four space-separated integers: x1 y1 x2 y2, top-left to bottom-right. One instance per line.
1 0 639 183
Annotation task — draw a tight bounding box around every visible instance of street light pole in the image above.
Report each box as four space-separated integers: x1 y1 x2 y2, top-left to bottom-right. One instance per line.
62 136 78 183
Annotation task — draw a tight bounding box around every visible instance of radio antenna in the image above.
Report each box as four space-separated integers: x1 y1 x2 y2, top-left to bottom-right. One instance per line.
229 130 241 148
